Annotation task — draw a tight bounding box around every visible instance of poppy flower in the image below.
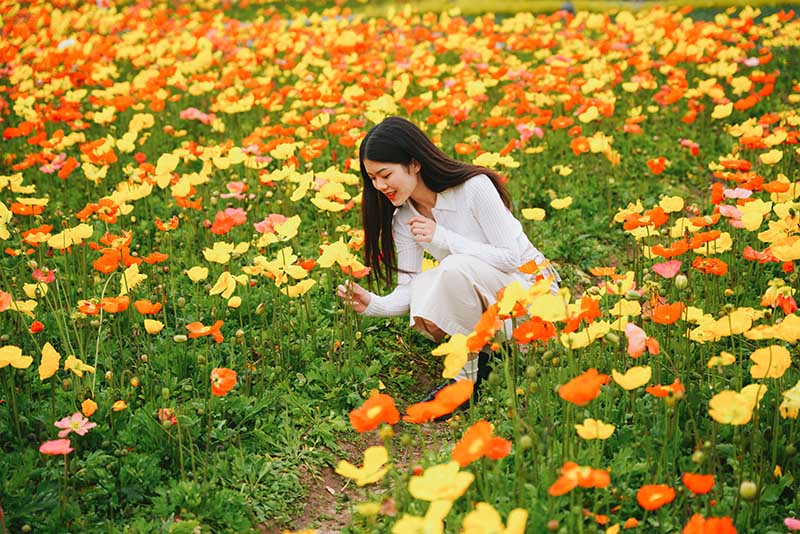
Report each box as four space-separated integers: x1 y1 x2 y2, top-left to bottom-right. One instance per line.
652 301 685 325
39 439 73 455
683 514 736 534
558 368 609 406
548 462 611 496
408 461 474 501
112 400 127 412
646 378 685 399
652 260 682 278
403 380 474 423
637 484 675 511
210 367 237 396
81 399 98 418
349 391 400 433
574 418 615 440
682 473 715 495
186 320 224 343
29 320 44 334
451 420 512 467
467 304 501 352
512 316 557 343
692 257 728 276
334 445 391 487
54 412 97 438
647 156 668 175
134 299 162 315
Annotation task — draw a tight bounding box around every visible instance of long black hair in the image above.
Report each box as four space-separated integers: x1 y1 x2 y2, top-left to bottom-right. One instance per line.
359 116 511 286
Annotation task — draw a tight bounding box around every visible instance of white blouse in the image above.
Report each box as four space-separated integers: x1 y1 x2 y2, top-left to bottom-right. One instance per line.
362 174 557 317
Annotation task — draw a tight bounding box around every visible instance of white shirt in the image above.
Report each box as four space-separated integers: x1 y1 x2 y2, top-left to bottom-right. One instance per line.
363 174 558 317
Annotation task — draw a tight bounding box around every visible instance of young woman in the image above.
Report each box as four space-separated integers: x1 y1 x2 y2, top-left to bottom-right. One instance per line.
336 116 559 414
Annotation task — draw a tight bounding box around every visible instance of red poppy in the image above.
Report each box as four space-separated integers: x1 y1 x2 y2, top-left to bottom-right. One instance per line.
647 157 667 175
558 368 609 407
349 392 400 433
682 473 715 495
637 484 675 511
210 367 237 396
29 320 44 334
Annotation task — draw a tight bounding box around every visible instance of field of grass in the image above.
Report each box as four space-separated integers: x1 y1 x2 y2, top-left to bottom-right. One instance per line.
1 1 799 532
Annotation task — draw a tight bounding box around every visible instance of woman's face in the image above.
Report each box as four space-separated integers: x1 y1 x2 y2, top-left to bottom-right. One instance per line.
363 159 421 207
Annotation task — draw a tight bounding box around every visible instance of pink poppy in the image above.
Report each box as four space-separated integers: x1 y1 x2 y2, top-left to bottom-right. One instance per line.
254 213 287 234
220 181 248 199
32 268 56 284
652 260 682 279
723 187 752 199
39 439 74 455
54 412 97 438
625 322 647 358
785 518 800 531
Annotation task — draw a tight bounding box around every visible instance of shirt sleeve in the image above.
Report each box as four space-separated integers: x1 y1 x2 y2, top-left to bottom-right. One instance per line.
430 175 527 273
362 215 423 317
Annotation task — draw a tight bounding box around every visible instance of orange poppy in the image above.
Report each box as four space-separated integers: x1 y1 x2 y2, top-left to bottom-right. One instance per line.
134 299 163 315
77 299 100 315
186 320 224 343
682 473 715 495
646 378 685 399
637 484 675 511
512 316 556 344
403 380 473 423
547 462 611 496
349 392 400 433
651 239 690 259
647 157 667 175
652 301 685 325
467 304 501 352
210 367 237 396
683 514 736 534
451 420 511 467
558 368 609 406
99 296 129 313
692 257 728 276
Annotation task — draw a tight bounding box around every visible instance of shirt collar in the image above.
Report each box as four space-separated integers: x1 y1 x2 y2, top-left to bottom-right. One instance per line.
432 188 458 212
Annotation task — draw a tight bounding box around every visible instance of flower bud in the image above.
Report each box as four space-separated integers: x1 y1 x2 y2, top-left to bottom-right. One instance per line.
739 481 758 501
625 290 641 301
177 297 186 308
255 302 266 315
605 332 620 345
674 274 688 290
161 387 170 400
130 377 140 388
519 435 534 449
173 334 187 343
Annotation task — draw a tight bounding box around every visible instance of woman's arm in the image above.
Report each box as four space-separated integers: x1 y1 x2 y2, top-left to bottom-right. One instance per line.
430 175 530 272
362 217 423 317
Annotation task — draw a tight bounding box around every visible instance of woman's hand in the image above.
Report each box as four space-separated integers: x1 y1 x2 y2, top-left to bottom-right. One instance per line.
408 215 436 243
336 280 371 313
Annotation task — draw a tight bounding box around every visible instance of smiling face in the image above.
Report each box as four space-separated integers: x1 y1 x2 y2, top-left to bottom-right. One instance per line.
363 159 422 207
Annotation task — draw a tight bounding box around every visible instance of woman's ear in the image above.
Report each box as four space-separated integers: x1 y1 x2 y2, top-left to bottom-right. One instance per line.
410 159 422 175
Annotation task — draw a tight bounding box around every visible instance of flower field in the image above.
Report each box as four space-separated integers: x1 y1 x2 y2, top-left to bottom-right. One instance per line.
1 0 800 532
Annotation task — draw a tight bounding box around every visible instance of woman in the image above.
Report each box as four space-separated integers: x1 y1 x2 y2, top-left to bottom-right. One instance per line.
337 116 559 415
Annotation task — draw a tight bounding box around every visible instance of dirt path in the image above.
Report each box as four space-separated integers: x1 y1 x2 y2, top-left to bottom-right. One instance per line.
268 423 455 534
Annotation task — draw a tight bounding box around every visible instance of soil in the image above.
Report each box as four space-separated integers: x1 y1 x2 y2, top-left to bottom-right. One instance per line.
261 421 454 534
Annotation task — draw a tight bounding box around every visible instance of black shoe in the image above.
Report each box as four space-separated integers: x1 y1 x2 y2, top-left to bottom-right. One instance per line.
423 349 494 422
